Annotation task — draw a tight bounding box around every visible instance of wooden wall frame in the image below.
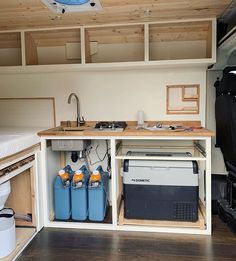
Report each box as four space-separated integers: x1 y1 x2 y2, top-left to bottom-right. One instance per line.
166 84 200 114
0 97 56 127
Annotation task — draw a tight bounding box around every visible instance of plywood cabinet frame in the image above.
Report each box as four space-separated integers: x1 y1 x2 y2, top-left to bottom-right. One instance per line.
40 135 212 235
0 18 216 72
0 145 40 260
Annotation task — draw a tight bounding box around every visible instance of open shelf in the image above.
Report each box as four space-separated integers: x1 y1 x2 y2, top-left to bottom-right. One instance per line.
115 139 206 161
0 32 22 66
85 25 144 63
149 21 212 61
53 206 112 224
25 29 81 65
0 18 215 72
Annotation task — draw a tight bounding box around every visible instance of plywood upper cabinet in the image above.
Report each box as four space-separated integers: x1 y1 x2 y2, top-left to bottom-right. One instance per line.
149 21 213 61
85 25 145 63
25 29 81 65
0 32 22 66
0 18 216 71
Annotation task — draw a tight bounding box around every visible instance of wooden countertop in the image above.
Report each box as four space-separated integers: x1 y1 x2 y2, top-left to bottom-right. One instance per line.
38 121 214 137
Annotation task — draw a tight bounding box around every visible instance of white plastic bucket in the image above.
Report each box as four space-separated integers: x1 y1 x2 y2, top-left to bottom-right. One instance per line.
0 181 11 210
0 208 16 258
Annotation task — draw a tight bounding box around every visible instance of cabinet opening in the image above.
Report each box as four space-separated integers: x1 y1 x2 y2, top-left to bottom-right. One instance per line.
149 21 212 61
5 167 36 227
116 139 206 229
85 25 145 63
0 32 22 66
25 29 81 65
46 139 112 224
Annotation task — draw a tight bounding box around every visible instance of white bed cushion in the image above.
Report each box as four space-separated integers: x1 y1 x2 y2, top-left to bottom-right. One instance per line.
0 127 43 159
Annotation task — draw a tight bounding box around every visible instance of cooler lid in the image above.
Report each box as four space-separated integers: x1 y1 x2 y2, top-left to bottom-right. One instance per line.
125 160 194 169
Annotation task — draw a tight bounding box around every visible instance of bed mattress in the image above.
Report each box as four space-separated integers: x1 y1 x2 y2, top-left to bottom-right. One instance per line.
0 127 42 159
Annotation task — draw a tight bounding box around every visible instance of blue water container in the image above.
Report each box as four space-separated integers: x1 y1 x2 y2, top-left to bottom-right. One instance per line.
54 170 71 220
88 166 109 221
71 165 90 221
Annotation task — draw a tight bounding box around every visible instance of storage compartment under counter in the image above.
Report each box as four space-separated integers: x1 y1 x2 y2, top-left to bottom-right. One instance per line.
114 138 208 233
0 152 38 260
116 158 206 231
5 168 36 227
44 139 113 227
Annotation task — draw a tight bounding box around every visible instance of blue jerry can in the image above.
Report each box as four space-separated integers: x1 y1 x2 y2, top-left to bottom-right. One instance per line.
88 166 109 221
54 170 71 220
71 165 90 221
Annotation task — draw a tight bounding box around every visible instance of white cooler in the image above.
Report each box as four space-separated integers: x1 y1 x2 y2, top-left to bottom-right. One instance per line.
123 158 199 221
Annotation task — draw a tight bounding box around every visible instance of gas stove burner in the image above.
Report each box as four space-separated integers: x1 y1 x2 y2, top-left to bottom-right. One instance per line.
95 121 127 131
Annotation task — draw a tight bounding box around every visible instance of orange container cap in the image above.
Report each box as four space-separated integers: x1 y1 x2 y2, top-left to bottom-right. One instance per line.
73 171 84 182
90 170 101 182
58 169 69 181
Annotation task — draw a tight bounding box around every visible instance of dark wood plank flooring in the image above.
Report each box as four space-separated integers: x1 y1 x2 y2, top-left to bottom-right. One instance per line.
17 216 236 261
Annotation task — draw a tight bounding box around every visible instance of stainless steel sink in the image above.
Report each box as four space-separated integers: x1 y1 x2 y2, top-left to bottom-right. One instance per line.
62 127 85 131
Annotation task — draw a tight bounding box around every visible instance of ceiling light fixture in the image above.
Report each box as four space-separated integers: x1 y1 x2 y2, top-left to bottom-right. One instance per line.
54 0 89 5
41 0 102 14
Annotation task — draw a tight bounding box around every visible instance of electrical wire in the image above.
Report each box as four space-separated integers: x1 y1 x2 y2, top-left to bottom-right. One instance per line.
88 140 110 169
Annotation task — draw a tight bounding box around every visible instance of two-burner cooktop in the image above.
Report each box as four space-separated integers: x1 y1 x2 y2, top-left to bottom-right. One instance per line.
95 121 127 131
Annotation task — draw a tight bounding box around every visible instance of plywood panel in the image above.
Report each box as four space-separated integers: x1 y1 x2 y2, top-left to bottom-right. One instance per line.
118 201 205 230
85 25 144 63
26 29 81 47
0 32 22 66
86 25 144 44
0 98 56 128
5 168 36 226
0 0 231 30
0 33 21 48
149 21 212 60
25 29 81 65
25 32 38 65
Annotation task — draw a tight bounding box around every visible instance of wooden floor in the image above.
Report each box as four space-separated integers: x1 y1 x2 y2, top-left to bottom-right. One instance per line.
17 216 236 261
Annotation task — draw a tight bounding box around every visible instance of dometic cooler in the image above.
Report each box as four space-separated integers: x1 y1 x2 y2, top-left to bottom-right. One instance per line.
123 159 199 221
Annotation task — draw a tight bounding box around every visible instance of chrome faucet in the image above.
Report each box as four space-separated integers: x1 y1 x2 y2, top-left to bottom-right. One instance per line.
67 93 85 127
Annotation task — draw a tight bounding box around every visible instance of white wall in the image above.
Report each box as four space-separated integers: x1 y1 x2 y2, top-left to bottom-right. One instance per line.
0 67 207 126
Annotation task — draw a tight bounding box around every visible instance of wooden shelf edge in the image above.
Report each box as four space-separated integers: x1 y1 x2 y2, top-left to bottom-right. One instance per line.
118 201 205 230
115 156 206 161
0 58 213 74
